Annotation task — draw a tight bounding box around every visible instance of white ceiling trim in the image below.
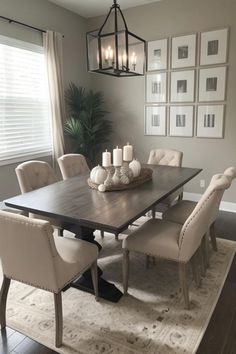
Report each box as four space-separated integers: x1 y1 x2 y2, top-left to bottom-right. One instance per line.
48 0 161 18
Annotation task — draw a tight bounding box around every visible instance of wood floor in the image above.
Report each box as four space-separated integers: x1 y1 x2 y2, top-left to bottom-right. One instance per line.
0 210 236 354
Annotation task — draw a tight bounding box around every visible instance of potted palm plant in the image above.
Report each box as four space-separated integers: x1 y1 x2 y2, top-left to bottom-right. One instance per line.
64 83 112 167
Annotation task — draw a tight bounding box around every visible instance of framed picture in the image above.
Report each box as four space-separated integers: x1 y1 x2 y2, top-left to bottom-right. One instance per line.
147 38 168 71
146 72 167 103
197 105 224 138
145 106 166 135
198 66 226 102
171 34 197 68
200 28 228 66
169 106 194 137
170 70 195 102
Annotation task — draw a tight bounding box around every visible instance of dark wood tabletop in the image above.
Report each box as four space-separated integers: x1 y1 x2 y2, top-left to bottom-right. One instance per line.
4 165 202 234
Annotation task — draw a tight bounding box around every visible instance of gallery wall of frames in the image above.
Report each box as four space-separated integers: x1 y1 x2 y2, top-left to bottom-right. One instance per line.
144 27 229 138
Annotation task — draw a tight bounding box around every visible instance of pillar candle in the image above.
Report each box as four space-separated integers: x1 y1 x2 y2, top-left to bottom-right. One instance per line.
113 146 123 166
123 142 133 161
102 150 111 167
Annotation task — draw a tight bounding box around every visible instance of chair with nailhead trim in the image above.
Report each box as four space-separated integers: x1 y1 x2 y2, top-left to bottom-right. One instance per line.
58 154 89 180
163 167 236 253
0 210 98 348
122 174 230 309
147 149 184 216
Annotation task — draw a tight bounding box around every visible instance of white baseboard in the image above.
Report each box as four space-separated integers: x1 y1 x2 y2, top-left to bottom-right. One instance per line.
183 192 236 213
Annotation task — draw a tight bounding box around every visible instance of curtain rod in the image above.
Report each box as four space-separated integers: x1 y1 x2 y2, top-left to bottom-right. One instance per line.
0 15 46 34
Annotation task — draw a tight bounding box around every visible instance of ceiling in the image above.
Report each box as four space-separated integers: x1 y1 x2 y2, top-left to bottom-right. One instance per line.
48 0 161 18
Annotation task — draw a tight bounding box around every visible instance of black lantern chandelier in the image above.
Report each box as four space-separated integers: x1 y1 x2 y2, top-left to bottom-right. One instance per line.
87 0 146 77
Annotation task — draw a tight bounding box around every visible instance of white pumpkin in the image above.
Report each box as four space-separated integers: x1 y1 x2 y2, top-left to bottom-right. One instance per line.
98 184 106 192
129 159 141 178
90 165 107 184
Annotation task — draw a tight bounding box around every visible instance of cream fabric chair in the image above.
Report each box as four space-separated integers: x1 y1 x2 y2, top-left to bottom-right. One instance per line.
0 211 98 347
147 149 183 167
15 160 64 233
57 154 108 239
147 149 184 215
162 167 236 251
58 154 89 180
122 174 230 309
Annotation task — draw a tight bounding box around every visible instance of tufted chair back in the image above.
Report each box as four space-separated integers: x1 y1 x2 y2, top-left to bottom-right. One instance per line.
58 154 89 180
0 210 61 292
178 174 230 262
15 161 57 194
147 149 183 167
224 166 236 182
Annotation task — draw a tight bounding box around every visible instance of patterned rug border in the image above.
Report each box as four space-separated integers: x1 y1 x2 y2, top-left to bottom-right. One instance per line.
5 236 236 354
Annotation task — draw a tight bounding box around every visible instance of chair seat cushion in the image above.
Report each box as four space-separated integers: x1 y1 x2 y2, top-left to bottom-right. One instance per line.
163 200 196 224
54 235 98 271
123 219 182 261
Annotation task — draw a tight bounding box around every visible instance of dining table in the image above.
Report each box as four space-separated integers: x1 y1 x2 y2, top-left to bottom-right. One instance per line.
4 164 202 302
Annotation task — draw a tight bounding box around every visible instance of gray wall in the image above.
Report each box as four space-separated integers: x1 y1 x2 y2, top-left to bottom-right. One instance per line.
0 0 89 200
87 0 236 203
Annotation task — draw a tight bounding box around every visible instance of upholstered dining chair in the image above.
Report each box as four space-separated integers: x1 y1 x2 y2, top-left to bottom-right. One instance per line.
57 154 107 240
147 149 184 216
162 167 236 252
58 153 89 180
122 174 230 309
0 210 98 347
15 160 65 235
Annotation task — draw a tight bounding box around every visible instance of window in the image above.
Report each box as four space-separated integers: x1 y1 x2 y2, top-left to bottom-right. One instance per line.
0 35 52 165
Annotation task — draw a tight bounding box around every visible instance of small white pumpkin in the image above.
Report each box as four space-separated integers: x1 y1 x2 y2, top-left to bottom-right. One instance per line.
129 159 141 178
90 165 107 184
98 184 106 192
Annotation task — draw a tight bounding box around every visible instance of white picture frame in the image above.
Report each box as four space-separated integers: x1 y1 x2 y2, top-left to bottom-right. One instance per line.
169 106 194 137
145 106 166 136
198 66 226 102
147 38 168 71
170 70 195 102
200 28 228 66
171 34 197 69
146 72 167 103
197 105 224 138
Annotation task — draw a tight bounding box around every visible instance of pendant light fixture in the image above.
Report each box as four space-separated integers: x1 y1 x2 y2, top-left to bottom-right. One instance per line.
87 0 146 77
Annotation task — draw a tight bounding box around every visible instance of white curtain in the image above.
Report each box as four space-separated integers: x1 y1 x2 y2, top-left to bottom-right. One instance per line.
43 30 65 164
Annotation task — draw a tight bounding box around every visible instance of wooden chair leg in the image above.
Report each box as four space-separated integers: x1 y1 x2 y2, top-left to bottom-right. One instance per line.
199 242 206 277
210 223 218 252
91 261 99 301
100 230 104 239
179 262 190 310
0 276 11 329
201 234 209 270
58 228 64 237
123 249 129 295
115 233 119 241
178 192 183 201
204 233 210 268
152 207 156 219
54 292 63 348
190 253 201 287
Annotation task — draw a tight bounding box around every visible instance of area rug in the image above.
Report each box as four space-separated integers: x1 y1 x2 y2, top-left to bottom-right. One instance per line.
2 217 236 354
